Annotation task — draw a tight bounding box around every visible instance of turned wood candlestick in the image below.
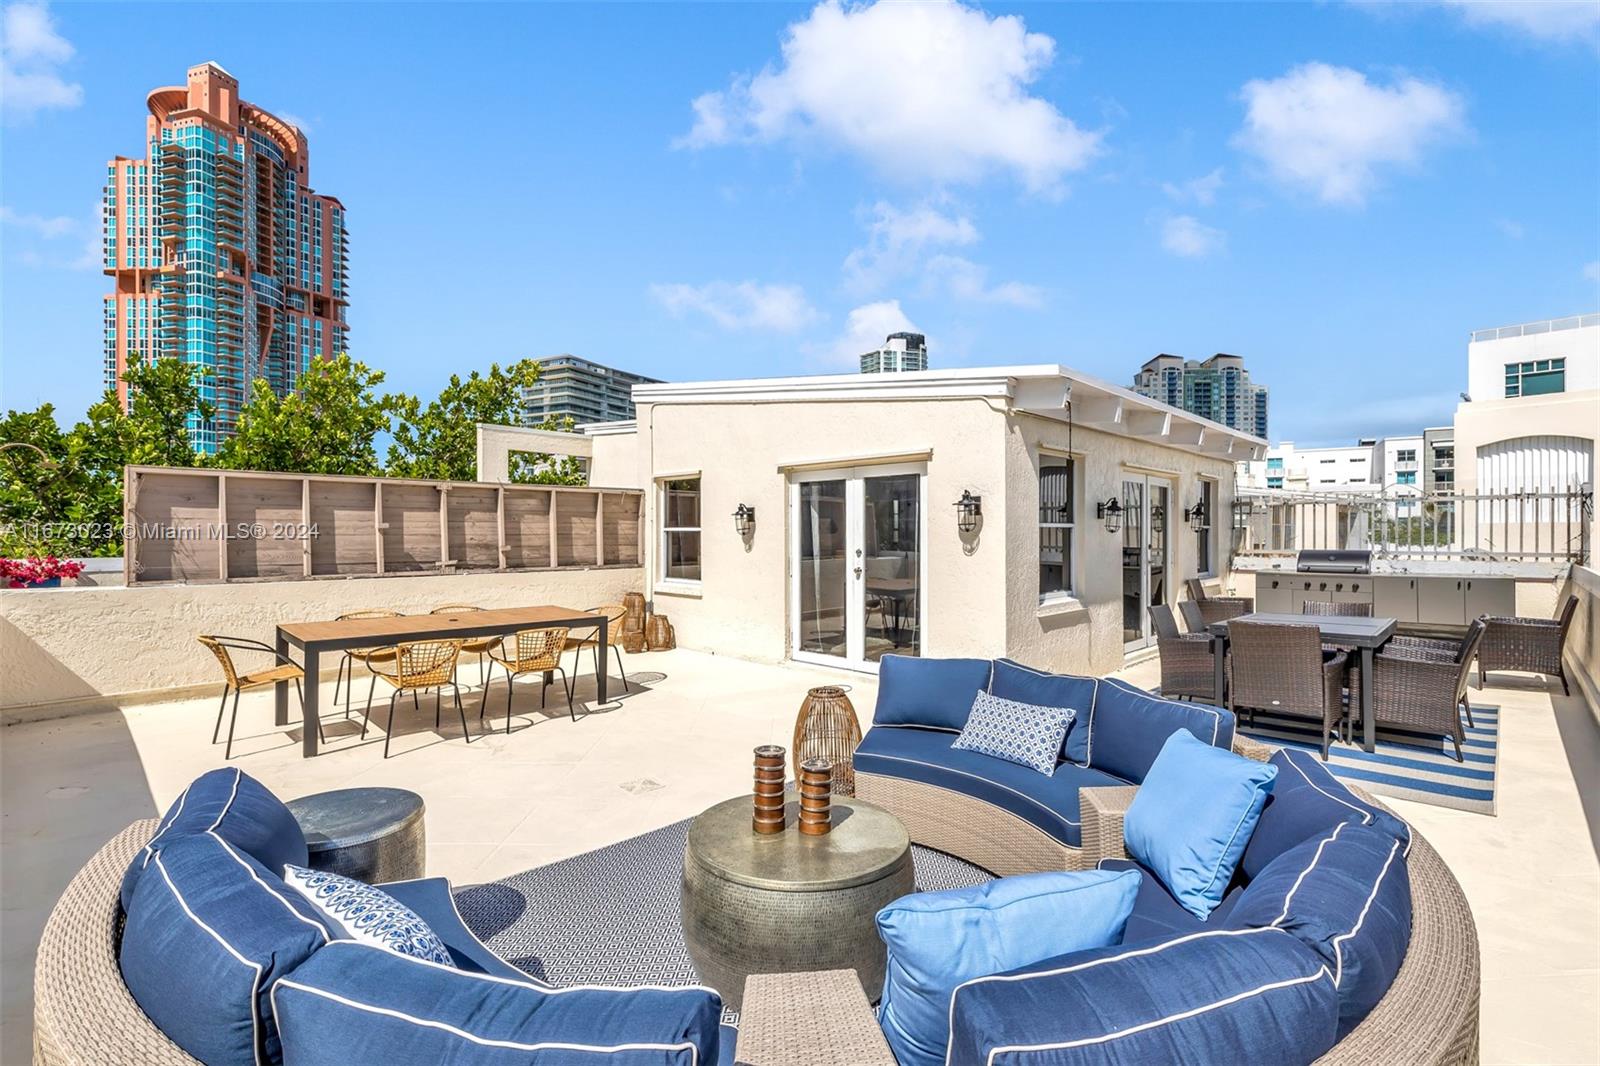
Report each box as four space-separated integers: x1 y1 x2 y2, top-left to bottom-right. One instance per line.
752 745 787 834
798 758 833 836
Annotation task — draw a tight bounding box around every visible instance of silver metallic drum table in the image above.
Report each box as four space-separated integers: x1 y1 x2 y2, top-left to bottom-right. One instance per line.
286 787 426 884
681 794 913 1011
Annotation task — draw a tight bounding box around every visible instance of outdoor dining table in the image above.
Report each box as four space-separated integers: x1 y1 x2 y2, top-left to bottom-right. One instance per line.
274 605 608 757
1206 612 1398 754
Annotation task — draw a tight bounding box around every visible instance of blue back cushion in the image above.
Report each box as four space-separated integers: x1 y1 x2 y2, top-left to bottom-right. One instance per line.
876 868 1140 1066
120 767 308 913
1089 678 1236 784
988 658 1098 765
1227 823 1412 1037
946 927 1339 1065
1241 748 1412 881
120 831 332 1066
873 655 994 732
273 940 722 1066
1124 731 1278 920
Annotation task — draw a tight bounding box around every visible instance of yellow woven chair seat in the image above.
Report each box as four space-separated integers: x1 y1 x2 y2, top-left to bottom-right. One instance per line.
236 663 305 689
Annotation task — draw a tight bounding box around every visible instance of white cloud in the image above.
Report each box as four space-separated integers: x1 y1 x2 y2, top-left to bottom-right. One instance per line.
1161 168 1225 206
1233 62 1466 206
923 255 1044 307
1 1 82 122
843 201 978 290
676 0 1102 194
1160 215 1226 258
1584 261 1600 283
815 300 921 367
649 280 821 332
1494 218 1525 240
0 202 98 269
1353 1 1600 46
0 204 75 238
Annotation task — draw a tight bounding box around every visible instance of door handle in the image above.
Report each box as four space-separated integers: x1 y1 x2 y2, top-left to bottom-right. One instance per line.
854 567 863 578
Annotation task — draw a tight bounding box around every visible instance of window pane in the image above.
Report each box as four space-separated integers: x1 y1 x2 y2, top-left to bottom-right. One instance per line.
1039 457 1073 524
1040 526 1071 596
664 478 700 529
665 531 701 580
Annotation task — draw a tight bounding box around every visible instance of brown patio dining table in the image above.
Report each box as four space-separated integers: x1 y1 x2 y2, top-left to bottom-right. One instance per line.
1206 612 1397 754
274 605 608 757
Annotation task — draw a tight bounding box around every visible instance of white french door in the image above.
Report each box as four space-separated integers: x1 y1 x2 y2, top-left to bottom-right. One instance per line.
1122 473 1173 652
790 464 926 672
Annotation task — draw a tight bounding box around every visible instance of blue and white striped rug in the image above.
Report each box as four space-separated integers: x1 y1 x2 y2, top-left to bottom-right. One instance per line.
1239 705 1499 815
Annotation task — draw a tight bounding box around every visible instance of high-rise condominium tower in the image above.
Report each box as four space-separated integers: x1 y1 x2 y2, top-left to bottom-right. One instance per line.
860 332 929 374
1132 352 1268 438
103 62 349 452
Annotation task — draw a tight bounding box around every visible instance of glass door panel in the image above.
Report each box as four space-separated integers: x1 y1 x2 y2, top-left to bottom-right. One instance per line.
797 480 848 657
1122 474 1173 651
1148 483 1169 618
862 473 921 662
1122 479 1144 645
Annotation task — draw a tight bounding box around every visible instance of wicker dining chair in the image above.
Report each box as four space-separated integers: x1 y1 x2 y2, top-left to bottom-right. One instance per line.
197 636 322 760
1183 578 1255 624
1226 621 1349 759
486 627 575 730
1346 629 1477 730
1301 600 1374 618
563 604 631 695
1149 604 1216 702
1371 619 1487 762
1478 594 1578 695
361 639 471 759
431 604 502 686
1177 598 1211 636
332 608 402 716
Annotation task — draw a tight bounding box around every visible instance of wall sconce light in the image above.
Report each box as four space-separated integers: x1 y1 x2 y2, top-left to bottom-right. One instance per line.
1096 497 1123 533
1184 500 1206 533
732 503 756 537
953 490 983 534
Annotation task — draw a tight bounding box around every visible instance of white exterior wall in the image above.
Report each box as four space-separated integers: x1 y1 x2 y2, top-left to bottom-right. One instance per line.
1466 321 1599 402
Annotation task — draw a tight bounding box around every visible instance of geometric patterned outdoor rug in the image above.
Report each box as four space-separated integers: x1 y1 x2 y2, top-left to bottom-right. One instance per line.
1239 703 1499 816
453 816 992 1001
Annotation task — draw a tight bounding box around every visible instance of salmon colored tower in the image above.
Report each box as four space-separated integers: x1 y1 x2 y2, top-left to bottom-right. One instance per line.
102 62 349 452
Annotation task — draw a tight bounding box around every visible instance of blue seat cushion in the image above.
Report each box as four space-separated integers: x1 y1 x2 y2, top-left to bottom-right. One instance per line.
120 767 308 913
855 726 1128 848
877 868 1141 1066
1227 823 1412 1037
872 655 995 732
1097 858 1244 944
988 659 1098 765
119 831 333 1066
946 926 1339 1066
273 940 722 1066
382 877 538 983
1240 747 1413 881
1089 678 1236 783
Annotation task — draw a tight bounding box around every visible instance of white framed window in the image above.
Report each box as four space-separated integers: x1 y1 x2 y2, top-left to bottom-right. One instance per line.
660 477 701 583
1039 453 1076 601
1195 478 1215 576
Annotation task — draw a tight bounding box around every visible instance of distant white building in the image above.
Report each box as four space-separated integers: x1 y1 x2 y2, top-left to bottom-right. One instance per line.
1240 440 1379 493
860 332 929 374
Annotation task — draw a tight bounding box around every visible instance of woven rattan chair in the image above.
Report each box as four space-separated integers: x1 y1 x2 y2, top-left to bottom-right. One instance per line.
197 636 321 760
361 639 471 758
1349 632 1478 729
1177 598 1211 635
431 604 503 686
332 608 402 715
1371 619 1487 762
1183 577 1254 624
1302 600 1374 618
1226 621 1349 759
1478 594 1578 694
487 627 574 729
563 604 631 694
1150 604 1216 702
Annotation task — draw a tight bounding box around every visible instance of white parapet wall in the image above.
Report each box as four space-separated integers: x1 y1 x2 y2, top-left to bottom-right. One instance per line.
0 566 642 722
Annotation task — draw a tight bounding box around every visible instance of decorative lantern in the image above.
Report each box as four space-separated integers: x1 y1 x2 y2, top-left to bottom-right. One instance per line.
953 490 983 534
1184 500 1206 533
1096 496 1124 533
732 503 756 538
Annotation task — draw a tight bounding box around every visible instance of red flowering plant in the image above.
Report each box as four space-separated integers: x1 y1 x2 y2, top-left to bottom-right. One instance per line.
1 556 85 588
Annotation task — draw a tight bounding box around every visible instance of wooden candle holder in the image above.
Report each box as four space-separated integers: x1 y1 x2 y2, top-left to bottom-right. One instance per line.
752 745 787 835
798 758 833 836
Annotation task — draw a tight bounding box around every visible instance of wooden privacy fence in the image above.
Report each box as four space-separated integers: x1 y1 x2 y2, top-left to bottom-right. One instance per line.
124 466 643 586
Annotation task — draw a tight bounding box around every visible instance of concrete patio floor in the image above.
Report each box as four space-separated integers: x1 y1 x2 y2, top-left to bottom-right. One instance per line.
3 648 1597 1064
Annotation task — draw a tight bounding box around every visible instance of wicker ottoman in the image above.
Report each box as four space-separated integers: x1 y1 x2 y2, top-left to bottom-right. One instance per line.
681 795 913 1012
286 787 426 884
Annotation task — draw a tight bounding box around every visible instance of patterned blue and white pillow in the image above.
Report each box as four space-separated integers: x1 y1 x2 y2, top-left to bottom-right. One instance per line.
951 690 1075 776
282 865 454 966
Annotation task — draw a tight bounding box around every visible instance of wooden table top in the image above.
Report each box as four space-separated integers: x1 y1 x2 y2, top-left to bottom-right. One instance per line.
1207 612 1398 648
278 605 604 648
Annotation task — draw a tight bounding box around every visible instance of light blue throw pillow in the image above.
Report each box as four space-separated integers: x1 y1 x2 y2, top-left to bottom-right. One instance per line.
1124 730 1278 920
876 868 1141 1066
283 865 454 966
951 690 1074 776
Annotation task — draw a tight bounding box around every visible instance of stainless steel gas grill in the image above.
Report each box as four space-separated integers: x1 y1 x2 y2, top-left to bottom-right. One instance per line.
1295 549 1373 575
1256 550 1375 613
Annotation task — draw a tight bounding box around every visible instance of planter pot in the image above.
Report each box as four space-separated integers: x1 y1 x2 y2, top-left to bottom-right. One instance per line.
15 577 62 588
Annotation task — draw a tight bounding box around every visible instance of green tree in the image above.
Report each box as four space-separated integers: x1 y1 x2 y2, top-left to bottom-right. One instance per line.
509 415 589 486
216 354 398 475
385 359 542 480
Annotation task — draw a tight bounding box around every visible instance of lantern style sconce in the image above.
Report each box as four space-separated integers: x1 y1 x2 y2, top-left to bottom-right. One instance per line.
1184 500 1206 533
1096 496 1124 533
1231 497 1255 530
732 503 756 537
953 490 983 534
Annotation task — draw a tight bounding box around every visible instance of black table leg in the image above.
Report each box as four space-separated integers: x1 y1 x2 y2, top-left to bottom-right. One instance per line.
597 618 608 704
1360 645 1376 753
1212 633 1227 705
275 630 290 727
303 647 321 757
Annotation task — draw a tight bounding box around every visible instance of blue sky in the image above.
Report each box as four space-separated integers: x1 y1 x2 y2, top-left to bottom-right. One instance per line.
2 0 1596 446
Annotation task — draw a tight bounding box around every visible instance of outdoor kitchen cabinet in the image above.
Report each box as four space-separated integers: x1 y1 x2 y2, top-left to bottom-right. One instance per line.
1372 576 1421 622
1387 575 1516 625
1463 577 1516 620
